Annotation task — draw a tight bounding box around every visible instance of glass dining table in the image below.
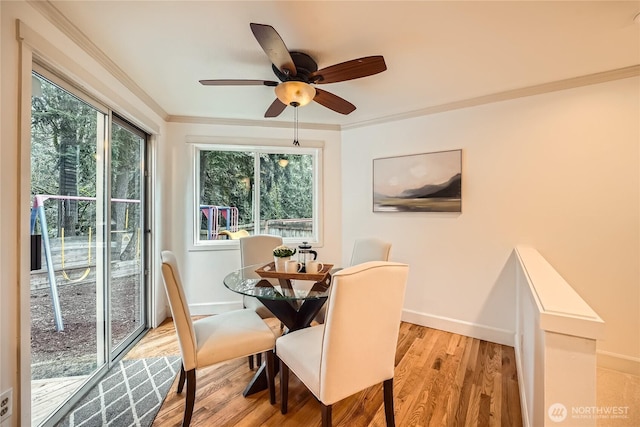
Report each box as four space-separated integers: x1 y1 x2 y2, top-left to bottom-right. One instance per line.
223 262 334 396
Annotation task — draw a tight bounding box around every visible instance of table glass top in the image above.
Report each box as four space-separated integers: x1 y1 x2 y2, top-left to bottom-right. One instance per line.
223 263 331 301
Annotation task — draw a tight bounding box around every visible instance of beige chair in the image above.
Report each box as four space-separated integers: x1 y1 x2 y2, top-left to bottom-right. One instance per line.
349 237 392 266
239 234 283 368
315 237 392 323
239 234 283 318
277 261 409 427
160 251 276 427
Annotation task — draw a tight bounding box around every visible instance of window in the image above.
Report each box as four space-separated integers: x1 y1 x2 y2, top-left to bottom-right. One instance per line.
195 144 321 245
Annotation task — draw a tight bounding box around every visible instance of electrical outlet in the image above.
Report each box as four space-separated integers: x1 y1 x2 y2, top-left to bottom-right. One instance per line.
0 388 12 423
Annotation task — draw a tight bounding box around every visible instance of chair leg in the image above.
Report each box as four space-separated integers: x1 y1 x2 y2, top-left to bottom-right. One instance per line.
248 355 255 370
183 369 196 427
266 350 276 404
177 364 186 393
257 352 263 366
383 378 395 427
280 360 289 414
321 403 332 427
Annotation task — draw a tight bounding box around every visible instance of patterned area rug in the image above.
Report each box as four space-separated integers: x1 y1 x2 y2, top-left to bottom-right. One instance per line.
56 356 181 427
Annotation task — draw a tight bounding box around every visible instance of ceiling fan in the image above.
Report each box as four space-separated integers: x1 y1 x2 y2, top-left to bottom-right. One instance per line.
199 23 387 118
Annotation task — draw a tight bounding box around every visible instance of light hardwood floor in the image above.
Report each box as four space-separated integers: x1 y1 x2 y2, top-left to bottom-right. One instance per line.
133 318 523 427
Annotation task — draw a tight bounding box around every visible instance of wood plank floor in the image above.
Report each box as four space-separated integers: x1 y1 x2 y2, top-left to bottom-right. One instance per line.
136 318 522 427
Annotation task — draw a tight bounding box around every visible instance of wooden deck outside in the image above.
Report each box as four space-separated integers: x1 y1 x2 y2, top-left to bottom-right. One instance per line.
31 375 88 426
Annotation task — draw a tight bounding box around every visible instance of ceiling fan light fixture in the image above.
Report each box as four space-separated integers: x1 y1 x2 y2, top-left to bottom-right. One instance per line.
275 81 316 107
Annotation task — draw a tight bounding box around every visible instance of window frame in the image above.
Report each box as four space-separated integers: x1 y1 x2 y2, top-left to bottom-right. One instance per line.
192 139 323 249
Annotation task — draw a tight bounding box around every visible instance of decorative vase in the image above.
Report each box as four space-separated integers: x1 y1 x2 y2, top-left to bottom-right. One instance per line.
274 256 290 272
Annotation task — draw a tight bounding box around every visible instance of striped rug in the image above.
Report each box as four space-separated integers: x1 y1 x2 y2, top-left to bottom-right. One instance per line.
56 356 181 427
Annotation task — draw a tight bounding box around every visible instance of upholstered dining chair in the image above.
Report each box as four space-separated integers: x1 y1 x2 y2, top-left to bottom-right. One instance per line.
160 251 277 427
349 237 392 266
239 234 283 368
239 234 283 317
315 237 392 324
277 261 409 427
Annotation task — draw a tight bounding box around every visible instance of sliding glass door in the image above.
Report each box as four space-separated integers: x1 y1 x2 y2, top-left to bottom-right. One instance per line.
110 118 146 355
30 69 149 426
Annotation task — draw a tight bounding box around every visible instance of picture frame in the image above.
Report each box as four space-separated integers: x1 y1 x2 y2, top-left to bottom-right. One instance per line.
373 149 462 212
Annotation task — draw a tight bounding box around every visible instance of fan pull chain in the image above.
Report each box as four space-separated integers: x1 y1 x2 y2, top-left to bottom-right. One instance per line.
293 105 300 146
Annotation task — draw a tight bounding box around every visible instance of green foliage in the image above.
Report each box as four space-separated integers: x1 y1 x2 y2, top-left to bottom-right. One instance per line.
273 245 296 257
31 75 98 236
199 150 313 233
30 74 144 242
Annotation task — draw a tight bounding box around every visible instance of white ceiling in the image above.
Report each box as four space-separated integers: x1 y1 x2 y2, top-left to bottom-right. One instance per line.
48 1 640 126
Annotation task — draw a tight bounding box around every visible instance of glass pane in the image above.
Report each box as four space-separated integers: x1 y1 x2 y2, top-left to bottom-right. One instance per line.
199 150 254 239
259 153 313 238
110 121 145 350
30 72 104 425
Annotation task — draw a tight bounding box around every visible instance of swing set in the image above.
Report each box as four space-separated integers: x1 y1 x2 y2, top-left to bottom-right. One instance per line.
30 194 140 331
60 226 92 282
200 205 239 239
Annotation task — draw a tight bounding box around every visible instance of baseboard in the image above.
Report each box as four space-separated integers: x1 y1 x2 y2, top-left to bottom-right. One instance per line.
189 301 244 315
597 350 640 375
401 309 515 346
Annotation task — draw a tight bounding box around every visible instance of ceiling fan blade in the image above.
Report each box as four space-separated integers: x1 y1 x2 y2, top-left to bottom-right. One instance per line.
265 98 287 118
310 56 387 84
199 79 278 87
313 88 356 115
250 23 297 77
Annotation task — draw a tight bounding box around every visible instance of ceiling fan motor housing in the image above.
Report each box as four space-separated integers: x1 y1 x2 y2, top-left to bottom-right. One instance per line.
272 52 318 83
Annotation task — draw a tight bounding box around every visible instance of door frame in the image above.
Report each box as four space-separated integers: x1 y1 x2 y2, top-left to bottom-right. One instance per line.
18 28 158 424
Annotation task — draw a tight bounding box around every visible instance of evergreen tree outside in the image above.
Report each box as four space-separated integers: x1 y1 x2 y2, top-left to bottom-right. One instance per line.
31 73 98 238
199 149 315 239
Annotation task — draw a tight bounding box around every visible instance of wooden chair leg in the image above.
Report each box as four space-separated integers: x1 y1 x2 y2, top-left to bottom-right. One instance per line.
266 350 276 404
257 352 263 366
321 403 332 427
183 369 196 427
177 364 186 393
383 378 395 427
248 355 255 370
280 360 289 414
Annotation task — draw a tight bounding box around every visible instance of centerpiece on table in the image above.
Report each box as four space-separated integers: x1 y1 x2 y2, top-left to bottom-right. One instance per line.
273 245 296 272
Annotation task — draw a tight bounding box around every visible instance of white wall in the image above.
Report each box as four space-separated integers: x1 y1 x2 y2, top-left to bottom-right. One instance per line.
161 122 343 314
341 77 639 371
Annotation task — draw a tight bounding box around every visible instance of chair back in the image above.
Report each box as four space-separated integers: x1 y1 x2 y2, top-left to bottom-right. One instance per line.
319 261 408 404
240 234 283 267
349 237 391 266
160 251 198 371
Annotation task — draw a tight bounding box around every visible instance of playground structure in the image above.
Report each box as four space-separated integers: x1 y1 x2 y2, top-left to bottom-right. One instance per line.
30 194 141 332
198 205 315 239
200 205 240 239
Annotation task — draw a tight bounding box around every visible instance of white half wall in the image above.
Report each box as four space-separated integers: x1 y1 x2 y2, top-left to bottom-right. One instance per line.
341 76 640 372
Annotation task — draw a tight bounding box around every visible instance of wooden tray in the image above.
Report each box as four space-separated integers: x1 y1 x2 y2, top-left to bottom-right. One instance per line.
255 261 333 281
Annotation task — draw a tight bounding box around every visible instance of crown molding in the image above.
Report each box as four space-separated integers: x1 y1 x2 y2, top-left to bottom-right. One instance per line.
342 65 640 130
27 0 638 133
167 115 341 131
28 0 168 121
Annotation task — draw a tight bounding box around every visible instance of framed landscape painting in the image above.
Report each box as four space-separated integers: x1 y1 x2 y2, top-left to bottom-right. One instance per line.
373 149 462 212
